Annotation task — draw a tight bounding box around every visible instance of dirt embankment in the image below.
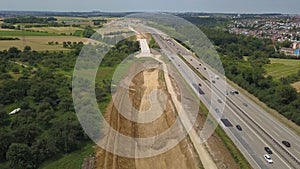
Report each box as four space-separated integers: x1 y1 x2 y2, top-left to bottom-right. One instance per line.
94 62 200 169
94 61 240 169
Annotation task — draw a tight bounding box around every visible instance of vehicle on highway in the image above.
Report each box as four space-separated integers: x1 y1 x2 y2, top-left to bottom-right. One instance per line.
243 103 248 107
196 67 199 69
204 67 206 70
217 99 222 103
282 141 291 147
198 83 202 87
199 63 201 66
264 154 273 164
236 125 242 131
215 108 220 113
190 59 193 61
264 147 273 154
234 91 239 94
212 80 216 84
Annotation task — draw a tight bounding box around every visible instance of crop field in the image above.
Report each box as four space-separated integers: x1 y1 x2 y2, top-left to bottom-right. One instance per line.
263 58 300 80
0 30 59 36
56 16 91 22
0 36 90 51
24 27 84 35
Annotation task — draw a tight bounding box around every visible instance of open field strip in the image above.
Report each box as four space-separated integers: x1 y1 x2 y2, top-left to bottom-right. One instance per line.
264 58 300 80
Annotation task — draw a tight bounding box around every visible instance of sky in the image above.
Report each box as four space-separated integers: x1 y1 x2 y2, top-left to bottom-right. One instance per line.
1 0 299 14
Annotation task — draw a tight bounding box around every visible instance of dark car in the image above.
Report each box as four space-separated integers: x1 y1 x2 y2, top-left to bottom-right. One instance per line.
282 141 291 147
198 83 202 87
236 125 242 131
199 63 202 66
264 147 273 154
217 99 222 104
196 67 199 69
234 91 239 94
204 67 206 70
212 80 216 84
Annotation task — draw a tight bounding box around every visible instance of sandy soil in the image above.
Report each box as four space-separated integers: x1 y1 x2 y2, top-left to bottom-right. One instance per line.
95 62 200 169
94 61 240 169
291 81 300 93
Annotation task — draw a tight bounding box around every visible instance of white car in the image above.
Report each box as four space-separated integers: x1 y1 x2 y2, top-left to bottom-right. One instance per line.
264 154 273 164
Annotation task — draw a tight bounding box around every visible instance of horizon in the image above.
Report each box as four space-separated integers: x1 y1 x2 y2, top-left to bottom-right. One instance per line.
1 0 299 15
0 10 296 15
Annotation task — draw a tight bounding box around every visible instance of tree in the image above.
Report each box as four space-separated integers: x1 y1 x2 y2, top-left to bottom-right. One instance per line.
0 129 12 160
24 46 31 52
6 143 35 169
275 85 298 104
0 107 10 126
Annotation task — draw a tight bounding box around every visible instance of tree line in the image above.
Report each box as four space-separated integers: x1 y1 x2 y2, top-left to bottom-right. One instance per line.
202 28 300 125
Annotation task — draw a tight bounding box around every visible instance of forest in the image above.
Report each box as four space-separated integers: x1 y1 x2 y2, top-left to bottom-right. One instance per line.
0 38 139 169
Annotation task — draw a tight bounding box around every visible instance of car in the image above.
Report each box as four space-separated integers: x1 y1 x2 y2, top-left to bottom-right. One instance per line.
234 91 239 94
196 67 199 69
212 80 216 83
199 63 202 66
204 67 206 70
264 154 273 164
198 83 202 87
190 59 193 61
243 103 248 107
217 99 222 103
282 141 291 147
236 125 242 131
264 147 273 154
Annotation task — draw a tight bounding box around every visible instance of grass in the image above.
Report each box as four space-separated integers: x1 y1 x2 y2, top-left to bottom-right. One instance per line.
39 142 94 169
73 30 83 37
24 27 83 35
196 95 251 168
215 126 252 169
263 58 300 80
0 30 59 36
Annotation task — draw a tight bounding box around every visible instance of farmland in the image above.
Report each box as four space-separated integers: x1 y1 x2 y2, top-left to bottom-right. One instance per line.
0 30 59 36
263 58 300 80
24 27 84 35
0 36 91 51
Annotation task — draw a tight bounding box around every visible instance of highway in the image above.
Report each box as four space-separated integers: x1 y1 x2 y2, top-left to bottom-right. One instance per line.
149 33 300 169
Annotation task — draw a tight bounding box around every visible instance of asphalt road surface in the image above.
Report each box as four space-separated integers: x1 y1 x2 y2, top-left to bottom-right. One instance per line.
149 33 300 169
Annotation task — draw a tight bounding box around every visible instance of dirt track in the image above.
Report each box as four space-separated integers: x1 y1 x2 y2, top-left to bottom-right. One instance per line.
94 61 239 169
95 62 200 169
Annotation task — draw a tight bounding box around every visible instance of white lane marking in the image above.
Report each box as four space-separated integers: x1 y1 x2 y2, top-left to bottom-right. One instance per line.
174 51 293 169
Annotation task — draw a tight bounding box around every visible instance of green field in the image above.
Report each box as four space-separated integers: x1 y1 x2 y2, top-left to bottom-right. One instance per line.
0 30 60 36
40 142 94 169
263 58 300 80
73 30 83 37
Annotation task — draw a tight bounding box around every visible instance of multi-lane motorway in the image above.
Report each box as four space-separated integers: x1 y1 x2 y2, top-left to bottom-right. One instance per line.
149 33 300 169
